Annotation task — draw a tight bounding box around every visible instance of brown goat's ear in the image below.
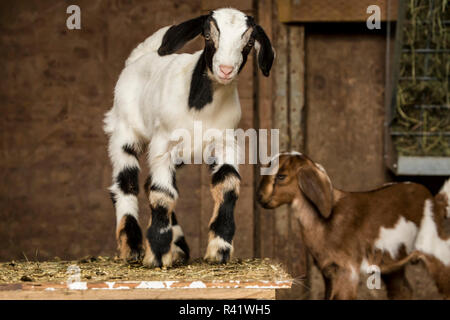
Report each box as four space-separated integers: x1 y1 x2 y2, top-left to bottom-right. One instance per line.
297 165 333 218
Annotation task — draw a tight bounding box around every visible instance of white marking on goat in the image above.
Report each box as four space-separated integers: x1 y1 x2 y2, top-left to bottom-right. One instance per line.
314 163 327 174
207 237 232 251
415 199 450 265
349 265 359 283
172 225 184 239
382 182 397 187
159 225 171 234
439 179 450 218
374 217 418 259
360 258 370 274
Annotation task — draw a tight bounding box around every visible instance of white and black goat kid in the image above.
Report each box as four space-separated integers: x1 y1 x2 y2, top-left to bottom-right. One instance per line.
104 8 274 267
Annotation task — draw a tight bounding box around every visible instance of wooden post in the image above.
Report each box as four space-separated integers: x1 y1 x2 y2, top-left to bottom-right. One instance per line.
270 1 309 300
272 2 291 271
255 0 309 299
287 25 309 300
254 0 276 260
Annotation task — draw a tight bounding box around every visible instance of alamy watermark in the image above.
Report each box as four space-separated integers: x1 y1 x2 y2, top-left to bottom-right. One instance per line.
66 5 81 30
167 121 280 175
367 5 381 30
366 264 381 290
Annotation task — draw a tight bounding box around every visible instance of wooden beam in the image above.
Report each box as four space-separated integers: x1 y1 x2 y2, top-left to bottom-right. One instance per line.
273 25 290 151
278 0 398 23
287 25 309 299
0 279 291 300
255 0 276 260
272 3 290 270
288 25 305 152
201 0 253 12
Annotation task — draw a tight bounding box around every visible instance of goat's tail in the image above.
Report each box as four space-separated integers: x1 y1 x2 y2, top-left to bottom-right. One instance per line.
379 251 421 274
436 178 450 219
125 26 171 66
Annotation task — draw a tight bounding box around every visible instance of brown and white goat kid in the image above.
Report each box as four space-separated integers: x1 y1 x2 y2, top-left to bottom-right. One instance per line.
258 152 450 299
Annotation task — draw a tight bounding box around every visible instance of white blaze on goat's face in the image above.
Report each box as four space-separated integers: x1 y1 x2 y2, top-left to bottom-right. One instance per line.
209 9 253 84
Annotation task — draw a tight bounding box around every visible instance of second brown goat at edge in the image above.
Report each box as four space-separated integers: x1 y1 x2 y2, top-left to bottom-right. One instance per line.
257 152 450 300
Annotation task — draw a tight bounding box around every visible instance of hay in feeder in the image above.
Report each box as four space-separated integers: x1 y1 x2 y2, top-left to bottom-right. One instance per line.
0 256 291 285
391 0 449 156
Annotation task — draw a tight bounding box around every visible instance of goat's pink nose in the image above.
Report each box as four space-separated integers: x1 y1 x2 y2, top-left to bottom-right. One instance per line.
219 65 234 76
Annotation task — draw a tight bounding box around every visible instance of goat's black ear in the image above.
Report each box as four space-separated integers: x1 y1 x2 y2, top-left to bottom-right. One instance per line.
297 165 333 219
254 25 275 77
158 15 209 56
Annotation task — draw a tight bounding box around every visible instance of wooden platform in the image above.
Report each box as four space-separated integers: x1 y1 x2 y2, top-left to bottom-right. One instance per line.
0 279 291 300
0 258 292 300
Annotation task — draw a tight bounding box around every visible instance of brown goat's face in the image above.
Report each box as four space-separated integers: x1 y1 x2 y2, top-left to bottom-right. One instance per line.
257 154 305 209
258 153 334 218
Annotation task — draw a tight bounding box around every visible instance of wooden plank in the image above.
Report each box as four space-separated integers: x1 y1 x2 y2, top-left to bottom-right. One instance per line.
287 25 306 269
255 0 275 260
288 25 305 152
201 0 253 12
0 279 291 300
272 2 291 269
272 23 290 151
0 289 276 300
287 25 309 299
278 0 398 23
305 28 390 191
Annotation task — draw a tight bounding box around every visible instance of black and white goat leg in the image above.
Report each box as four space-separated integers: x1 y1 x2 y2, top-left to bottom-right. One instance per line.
108 132 144 262
143 152 189 267
171 211 190 264
205 159 241 263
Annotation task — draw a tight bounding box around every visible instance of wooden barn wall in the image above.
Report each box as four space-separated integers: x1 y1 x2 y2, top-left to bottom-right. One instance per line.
305 25 390 191
0 0 255 262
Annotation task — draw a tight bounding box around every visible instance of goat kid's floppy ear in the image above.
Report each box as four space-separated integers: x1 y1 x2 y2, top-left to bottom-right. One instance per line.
158 15 209 56
254 25 275 77
297 166 333 218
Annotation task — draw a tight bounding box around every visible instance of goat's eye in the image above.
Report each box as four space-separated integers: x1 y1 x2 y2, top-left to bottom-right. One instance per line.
247 39 254 47
276 174 286 182
204 33 211 41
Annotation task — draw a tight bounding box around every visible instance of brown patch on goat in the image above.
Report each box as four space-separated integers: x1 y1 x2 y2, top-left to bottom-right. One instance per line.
148 190 176 213
143 188 176 268
116 216 131 260
433 193 450 238
116 215 143 262
209 175 240 225
204 175 240 263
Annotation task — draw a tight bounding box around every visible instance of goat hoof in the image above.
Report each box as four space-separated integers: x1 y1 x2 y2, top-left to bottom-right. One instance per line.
118 244 144 264
204 237 233 264
204 247 232 264
126 249 144 264
171 250 189 266
142 250 173 268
